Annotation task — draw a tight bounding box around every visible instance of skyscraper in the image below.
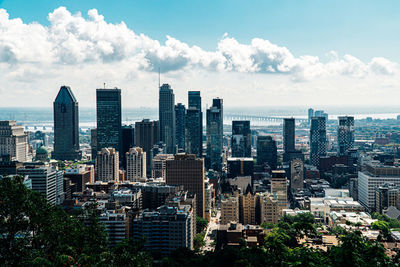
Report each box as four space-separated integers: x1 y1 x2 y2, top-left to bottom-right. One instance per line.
231 120 251 157
256 136 277 170
283 118 295 153
126 147 146 181
310 117 327 167
53 86 81 161
159 84 176 154
0 121 30 162
135 119 159 175
90 128 97 160
308 108 314 124
188 91 203 156
206 98 223 172
96 147 119 181
166 154 205 218
186 107 202 157
175 103 186 151
337 116 355 156
121 125 135 168
96 88 122 153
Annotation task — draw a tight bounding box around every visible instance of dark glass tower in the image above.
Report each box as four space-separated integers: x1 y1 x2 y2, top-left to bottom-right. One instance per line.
187 91 203 157
175 103 186 151
159 84 176 154
135 119 159 176
283 118 295 153
338 116 354 156
256 136 277 170
121 125 135 169
231 120 251 157
53 86 81 160
310 117 327 167
96 88 122 153
206 98 223 171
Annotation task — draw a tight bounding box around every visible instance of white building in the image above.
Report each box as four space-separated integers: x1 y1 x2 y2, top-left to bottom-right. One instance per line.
96 148 119 182
0 121 30 162
126 147 146 181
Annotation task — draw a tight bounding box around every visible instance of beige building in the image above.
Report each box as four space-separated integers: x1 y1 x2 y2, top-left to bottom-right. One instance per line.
259 193 279 224
0 120 30 162
271 170 288 213
166 153 205 218
240 192 257 225
221 196 239 224
96 147 119 181
152 154 174 179
126 147 146 181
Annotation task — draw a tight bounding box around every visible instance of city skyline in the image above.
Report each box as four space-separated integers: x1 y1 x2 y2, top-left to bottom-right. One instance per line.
0 2 399 107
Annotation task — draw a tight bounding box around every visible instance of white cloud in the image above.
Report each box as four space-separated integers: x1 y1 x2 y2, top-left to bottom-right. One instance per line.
0 6 399 107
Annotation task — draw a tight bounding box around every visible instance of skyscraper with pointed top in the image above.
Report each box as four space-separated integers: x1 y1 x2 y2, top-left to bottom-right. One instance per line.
53 86 81 160
159 84 176 154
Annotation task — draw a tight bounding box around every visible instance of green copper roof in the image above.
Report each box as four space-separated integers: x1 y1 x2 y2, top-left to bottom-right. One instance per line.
36 145 48 155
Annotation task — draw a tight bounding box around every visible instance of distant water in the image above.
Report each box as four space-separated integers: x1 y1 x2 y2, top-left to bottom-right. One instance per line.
0 107 399 130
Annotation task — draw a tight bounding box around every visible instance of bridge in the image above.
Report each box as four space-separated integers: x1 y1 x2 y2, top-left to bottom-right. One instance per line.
224 114 307 124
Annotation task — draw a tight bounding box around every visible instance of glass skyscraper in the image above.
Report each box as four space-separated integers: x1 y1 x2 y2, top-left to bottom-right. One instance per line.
187 91 203 157
175 103 186 151
159 84 176 154
206 98 223 172
310 116 327 167
231 120 251 157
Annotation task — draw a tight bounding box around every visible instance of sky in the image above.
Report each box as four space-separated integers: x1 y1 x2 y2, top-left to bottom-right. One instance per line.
0 0 399 108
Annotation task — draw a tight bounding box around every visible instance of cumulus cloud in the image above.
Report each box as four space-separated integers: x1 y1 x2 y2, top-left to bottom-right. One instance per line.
0 6 398 80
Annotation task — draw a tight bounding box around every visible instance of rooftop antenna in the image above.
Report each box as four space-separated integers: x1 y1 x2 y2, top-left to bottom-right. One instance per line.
158 67 161 88
103 82 106 89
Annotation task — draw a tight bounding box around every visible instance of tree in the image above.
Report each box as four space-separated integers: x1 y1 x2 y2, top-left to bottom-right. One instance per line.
196 216 208 234
371 220 390 240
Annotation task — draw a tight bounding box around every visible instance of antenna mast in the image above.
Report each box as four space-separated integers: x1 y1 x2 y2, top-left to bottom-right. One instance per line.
158 67 161 88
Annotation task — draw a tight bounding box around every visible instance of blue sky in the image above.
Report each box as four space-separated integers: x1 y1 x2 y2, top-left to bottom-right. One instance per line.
2 0 400 61
0 1 399 107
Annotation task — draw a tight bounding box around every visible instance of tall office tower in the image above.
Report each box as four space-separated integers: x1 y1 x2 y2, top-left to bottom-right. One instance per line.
220 196 239 224
270 170 288 213
166 154 205 218
90 128 97 160
188 91 203 156
126 147 146 181
337 116 355 156
135 119 159 175
290 159 304 192
283 118 295 153
18 164 64 205
175 103 186 151
256 136 277 170
96 88 122 153
308 108 314 124
315 110 328 122
375 183 400 214
96 147 119 181
310 117 327 167
159 84 176 154
53 86 81 161
231 120 251 157
206 98 223 172
186 108 202 157
0 121 29 162
121 125 135 169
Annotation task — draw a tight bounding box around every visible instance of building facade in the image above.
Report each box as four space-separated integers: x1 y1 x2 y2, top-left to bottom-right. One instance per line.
231 120 251 158
310 117 327 167
175 103 186 151
134 119 159 175
256 136 277 170
337 116 355 156
126 147 146 181
96 148 119 182
206 98 223 172
0 121 30 162
159 84 176 154
221 196 239 224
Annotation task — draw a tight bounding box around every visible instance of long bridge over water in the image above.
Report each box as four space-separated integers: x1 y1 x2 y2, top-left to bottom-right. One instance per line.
224 114 308 124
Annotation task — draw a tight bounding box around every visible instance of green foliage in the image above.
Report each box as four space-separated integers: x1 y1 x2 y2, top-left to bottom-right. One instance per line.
194 232 206 251
371 212 400 228
371 220 390 239
260 222 276 229
196 216 208 233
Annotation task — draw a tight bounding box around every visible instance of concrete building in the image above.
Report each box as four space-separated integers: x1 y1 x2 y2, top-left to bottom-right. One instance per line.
96 88 122 153
337 116 354 156
221 196 239 224
96 148 119 182
152 154 174 179
310 117 327 167
0 121 30 162
375 183 400 214
126 147 146 182
239 192 257 225
53 86 81 160
271 170 288 213
166 154 205 218
259 193 279 224
64 165 92 192
290 159 304 192
206 98 223 172
99 211 127 247
159 84 176 154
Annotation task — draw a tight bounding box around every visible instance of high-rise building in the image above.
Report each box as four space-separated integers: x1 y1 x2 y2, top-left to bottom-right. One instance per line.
259 193 279 224
221 196 239 224
90 128 97 160
126 147 146 182
206 98 223 171
135 119 159 175
310 117 327 167
315 110 328 122
99 211 127 247
121 125 135 169
283 118 295 153
271 170 288 213
375 183 400 214
239 192 257 225
0 121 30 162
186 108 202 157
96 148 119 181
96 88 122 153
64 165 92 192
338 116 355 156
227 157 254 178
231 120 251 157
166 154 205 218
256 136 277 170
17 164 63 205
53 86 81 160
159 84 176 154
175 103 186 151
290 159 304 192
151 154 174 179
187 91 203 157
308 108 314 124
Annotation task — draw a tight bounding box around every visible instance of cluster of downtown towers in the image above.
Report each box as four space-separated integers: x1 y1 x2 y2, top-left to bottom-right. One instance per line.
53 84 224 172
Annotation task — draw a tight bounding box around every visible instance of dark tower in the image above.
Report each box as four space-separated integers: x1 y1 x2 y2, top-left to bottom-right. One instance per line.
159 84 176 154
53 86 81 160
231 120 251 157
175 103 186 151
187 91 203 157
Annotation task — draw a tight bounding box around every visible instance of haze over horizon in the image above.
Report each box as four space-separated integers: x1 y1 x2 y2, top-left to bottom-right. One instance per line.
0 1 399 108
